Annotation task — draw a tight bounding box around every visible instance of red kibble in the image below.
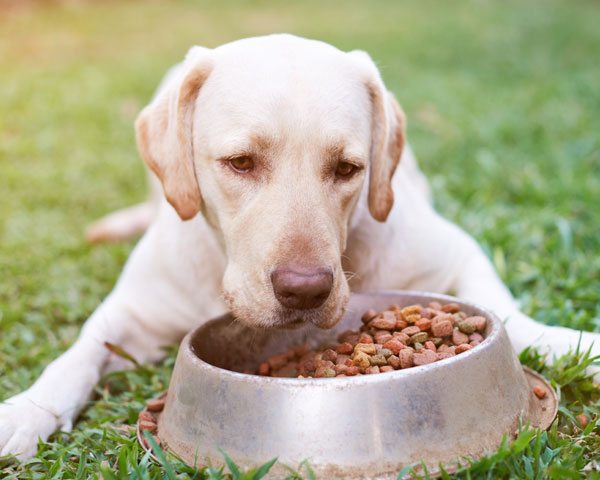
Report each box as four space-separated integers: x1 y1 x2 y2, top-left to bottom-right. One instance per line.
452 329 470 345
424 341 437 352
399 349 414 369
387 355 401 369
346 366 360 376
371 311 396 330
416 318 432 331
382 339 404 355
455 344 473 354
337 342 354 354
258 362 270 376
380 366 394 373
358 333 374 344
533 386 546 399
401 326 421 336
431 320 453 337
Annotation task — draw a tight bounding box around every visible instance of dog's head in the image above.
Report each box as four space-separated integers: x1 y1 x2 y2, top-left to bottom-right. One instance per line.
135 34 405 329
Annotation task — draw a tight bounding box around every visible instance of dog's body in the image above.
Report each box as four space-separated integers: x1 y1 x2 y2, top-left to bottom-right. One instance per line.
1 34 598 461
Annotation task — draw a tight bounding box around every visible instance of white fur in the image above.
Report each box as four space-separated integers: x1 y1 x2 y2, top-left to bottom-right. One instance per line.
2 34 598 461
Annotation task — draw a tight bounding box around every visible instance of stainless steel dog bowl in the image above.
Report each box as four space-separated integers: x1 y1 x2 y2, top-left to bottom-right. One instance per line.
138 291 557 478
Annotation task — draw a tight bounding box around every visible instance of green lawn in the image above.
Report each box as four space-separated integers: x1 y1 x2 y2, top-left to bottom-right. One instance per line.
1 0 599 478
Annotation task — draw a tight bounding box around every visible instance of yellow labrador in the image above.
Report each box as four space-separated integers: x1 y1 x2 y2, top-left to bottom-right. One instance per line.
1 34 597 460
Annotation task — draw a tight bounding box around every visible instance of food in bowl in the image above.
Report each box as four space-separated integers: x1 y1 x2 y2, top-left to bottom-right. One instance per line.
256 301 487 378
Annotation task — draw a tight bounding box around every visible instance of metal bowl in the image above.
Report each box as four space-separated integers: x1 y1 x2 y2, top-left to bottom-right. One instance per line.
138 291 557 479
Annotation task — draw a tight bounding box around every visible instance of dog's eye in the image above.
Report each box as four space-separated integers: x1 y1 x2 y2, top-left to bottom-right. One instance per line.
335 161 358 178
228 156 254 173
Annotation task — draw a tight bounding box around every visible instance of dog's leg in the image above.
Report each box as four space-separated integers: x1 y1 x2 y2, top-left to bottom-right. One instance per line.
0 295 158 460
441 219 600 362
0 215 226 460
85 171 162 243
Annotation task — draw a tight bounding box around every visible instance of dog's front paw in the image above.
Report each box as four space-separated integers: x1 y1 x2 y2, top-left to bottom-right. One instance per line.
0 395 60 461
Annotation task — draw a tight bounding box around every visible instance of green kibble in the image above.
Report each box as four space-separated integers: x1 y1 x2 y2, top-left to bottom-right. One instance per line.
458 320 476 335
370 354 388 366
410 332 428 344
284 368 299 378
413 342 424 352
430 337 443 346
379 348 393 358
323 368 336 378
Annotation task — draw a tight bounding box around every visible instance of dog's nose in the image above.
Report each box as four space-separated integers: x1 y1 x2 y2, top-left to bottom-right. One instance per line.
271 266 333 310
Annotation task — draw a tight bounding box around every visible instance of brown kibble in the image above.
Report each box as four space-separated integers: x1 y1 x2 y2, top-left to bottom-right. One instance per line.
452 329 470 345
371 311 396 330
138 410 155 423
401 326 421 336
441 302 460 313
387 355 401 369
395 319 408 330
336 354 350 365
337 329 359 342
413 349 438 366
455 344 473 354
258 362 270 376
399 349 414 368
533 386 546 399
431 320 453 337
253 304 486 378
392 332 410 345
293 343 313 357
146 398 165 412
358 333 374 344
361 309 378 324
374 331 393 344
337 342 354 354
575 413 588 428
139 420 157 433
267 353 288 370
415 318 432 331
322 348 337 363
469 316 487 331
388 303 401 311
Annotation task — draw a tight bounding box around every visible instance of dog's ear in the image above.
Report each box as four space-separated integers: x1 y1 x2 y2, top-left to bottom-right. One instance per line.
349 50 406 222
135 46 214 220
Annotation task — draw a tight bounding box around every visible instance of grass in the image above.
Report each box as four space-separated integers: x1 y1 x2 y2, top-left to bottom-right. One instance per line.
0 0 599 477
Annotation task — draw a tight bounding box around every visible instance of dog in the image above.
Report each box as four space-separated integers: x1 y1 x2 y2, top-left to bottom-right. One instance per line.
1 34 598 461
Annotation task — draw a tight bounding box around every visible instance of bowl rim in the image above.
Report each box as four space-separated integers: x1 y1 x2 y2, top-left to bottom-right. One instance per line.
186 289 503 386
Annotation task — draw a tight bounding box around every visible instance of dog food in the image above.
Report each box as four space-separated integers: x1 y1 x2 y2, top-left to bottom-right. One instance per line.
256 301 487 378
138 398 165 448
